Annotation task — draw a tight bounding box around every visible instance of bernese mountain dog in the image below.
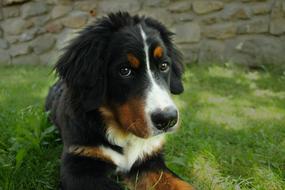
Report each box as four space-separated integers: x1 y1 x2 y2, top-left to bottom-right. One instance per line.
46 12 194 190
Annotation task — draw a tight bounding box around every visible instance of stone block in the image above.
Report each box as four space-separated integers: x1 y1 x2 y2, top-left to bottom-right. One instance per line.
178 44 200 63
31 34 56 54
173 13 194 23
270 18 285 35
10 44 31 57
225 36 285 65
237 18 269 34
74 1 96 12
223 6 250 20
35 28 46 36
46 0 72 5
193 1 224 14
204 23 237 39
168 1 191 13
140 8 174 27
30 15 51 27
18 28 37 42
51 5 72 19
0 39 9 49
201 14 221 25
269 0 285 35
2 0 30 5
62 13 88 29
0 50 11 65
174 22 201 43
12 54 41 65
199 40 225 63
2 19 28 35
45 22 63 33
98 0 141 13
6 36 18 44
3 6 20 18
251 3 271 15
271 0 283 19
144 0 170 7
21 2 48 18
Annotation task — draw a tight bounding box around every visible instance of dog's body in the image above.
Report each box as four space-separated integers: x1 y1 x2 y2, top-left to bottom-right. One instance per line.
46 12 194 190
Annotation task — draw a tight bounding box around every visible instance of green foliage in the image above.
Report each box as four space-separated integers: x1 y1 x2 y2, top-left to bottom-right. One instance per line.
0 65 61 190
0 64 284 190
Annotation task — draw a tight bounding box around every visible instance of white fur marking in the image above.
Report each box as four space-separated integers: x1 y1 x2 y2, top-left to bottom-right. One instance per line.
139 25 177 127
103 126 165 172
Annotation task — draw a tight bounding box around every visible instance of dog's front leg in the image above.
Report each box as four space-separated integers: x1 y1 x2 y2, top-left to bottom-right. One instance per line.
125 156 195 190
60 153 123 190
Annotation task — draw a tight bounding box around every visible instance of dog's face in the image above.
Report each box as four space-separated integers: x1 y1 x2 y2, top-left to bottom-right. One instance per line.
56 12 183 138
105 24 181 138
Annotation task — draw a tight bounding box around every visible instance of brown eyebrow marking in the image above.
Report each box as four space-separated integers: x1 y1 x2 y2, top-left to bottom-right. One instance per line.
127 53 140 68
153 46 163 59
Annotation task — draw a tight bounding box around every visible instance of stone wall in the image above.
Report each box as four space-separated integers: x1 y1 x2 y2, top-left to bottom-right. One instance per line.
1 0 285 66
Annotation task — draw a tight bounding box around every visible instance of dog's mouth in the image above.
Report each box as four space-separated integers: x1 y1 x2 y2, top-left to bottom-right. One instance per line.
151 127 176 136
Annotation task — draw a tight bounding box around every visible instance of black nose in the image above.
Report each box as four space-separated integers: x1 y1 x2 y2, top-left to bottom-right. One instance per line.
151 107 178 131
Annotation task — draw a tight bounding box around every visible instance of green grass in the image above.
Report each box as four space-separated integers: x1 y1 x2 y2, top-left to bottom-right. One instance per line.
0 65 61 190
0 64 284 190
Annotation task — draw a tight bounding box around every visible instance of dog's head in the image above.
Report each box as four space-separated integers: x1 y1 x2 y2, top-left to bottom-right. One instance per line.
56 12 184 138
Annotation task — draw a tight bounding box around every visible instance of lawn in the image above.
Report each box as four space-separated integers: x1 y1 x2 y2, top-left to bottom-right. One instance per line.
0 64 284 190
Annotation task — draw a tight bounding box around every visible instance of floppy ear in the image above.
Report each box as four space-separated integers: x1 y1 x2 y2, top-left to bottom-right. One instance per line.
55 21 111 111
169 47 184 94
144 18 184 94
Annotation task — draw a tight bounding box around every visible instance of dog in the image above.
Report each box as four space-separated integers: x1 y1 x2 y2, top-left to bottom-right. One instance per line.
46 12 194 190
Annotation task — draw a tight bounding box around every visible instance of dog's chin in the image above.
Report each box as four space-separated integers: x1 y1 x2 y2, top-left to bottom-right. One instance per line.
150 124 179 137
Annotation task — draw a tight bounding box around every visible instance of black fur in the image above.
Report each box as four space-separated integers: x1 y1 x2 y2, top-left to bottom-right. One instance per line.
46 12 186 190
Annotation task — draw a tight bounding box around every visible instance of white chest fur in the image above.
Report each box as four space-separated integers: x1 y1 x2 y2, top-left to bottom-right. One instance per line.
100 127 165 173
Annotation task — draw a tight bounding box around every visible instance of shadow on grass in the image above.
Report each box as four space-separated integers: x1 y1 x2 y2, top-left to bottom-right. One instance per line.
166 64 285 189
166 118 285 189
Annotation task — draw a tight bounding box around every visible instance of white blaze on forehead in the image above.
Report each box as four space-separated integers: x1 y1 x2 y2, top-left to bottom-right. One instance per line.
139 25 176 114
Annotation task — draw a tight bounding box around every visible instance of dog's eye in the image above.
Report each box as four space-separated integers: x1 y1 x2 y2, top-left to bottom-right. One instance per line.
119 67 132 77
159 62 169 72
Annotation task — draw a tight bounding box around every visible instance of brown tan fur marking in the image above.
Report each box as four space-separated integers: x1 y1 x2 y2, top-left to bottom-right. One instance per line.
153 46 163 59
126 171 195 190
69 146 114 164
127 53 140 68
99 106 129 139
116 99 149 138
100 98 149 138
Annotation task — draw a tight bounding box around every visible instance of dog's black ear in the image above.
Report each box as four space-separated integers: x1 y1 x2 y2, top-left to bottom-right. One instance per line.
55 19 113 111
145 18 184 94
169 47 184 94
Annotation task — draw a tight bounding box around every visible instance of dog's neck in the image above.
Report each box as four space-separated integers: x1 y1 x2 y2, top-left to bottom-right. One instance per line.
103 124 166 172
95 105 165 172
66 102 166 172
